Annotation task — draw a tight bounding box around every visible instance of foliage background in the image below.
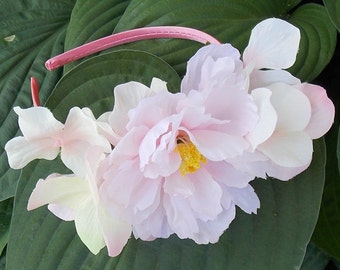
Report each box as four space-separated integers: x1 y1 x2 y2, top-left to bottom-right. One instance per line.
0 0 339 269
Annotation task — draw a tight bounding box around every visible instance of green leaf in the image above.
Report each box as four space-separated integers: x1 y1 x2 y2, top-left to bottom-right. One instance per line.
0 0 76 201
312 123 340 261
300 242 331 270
323 0 340 32
0 198 13 255
288 4 337 82
63 0 131 72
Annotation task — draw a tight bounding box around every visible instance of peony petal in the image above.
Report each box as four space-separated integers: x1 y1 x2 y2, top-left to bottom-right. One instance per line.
297 83 335 139
268 83 311 132
225 184 260 214
27 175 90 215
164 171 195 198
109 79 168 136
206 161 254 188
258 131 313 167
247 87 277 149
264 159 310 181
189 130 249 160
187 169 223 221
14 106 63 140
181 43 242 94
98 205 131 257
243 18 300 70
5 136 59 169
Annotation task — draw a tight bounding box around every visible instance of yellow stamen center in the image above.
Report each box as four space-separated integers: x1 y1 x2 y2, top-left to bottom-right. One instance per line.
176 141 207 176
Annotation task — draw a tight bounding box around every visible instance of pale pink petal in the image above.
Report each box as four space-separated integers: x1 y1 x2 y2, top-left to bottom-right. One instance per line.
248 69 300 90
164 171 195 198
225 184 260 214
258 131 313 167
5 137 59 169
268 83 311 132
14 106 63 139
192 206 235 244
187 169 223 221
63 107 111 152
243 18 300 70
297 83 335 139
247 88 277 149
189 130 249 160
75 200 105 255
164 195 199 239
264 160 310 180
110 79 168 136
97 205 132 257
27 175 89 214
181 43 242 94
206 161 254 188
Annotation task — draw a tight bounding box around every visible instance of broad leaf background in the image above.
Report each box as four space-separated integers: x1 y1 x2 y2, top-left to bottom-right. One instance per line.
0 0 339 269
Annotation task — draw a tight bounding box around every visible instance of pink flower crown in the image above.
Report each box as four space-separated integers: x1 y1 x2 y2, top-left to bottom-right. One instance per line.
5 19 335 257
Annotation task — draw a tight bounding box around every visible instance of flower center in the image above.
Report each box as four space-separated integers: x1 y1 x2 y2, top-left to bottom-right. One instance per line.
176 140 207 176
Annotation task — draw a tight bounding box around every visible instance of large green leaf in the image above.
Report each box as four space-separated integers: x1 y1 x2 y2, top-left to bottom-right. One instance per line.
323 0 340 32
300 242 331 270
312 123 340 261
62 0 131 73
102 0 336 82
0 0 76 201
0 198 13 255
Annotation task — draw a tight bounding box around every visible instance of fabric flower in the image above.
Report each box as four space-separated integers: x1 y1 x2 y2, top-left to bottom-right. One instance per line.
27 147 131 256
5 106 112 176
100 77 260 244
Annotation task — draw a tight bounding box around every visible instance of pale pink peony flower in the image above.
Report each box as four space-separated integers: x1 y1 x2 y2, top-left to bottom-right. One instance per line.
100 77 260 244
5 106 112 176
27 147 131 256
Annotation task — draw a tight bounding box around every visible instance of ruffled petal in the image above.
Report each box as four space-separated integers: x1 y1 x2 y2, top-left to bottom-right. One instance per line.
14 106 63 139
247 88 277 149
225 184 260 214
297 83 335 139
189 130 249 160
109 79 168 136
5 137 59 169
243 18 300 70
164 171 195 198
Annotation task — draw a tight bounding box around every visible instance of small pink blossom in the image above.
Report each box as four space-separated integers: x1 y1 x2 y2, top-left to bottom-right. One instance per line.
5 106 112 176
27 147 131 256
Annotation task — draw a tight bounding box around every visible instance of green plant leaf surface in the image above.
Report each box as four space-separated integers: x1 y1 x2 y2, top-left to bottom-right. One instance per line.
312 123 340 261
0 198 13 255
300 242 331 270
323 0 340 32
0 0 76 201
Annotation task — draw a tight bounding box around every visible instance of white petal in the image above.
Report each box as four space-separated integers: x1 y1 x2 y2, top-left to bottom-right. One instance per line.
297 83 335 139
243 18 300 69
268 83 311 132
248 69 300 90
75 200 105 255
247 88 277 149
5 137 59 169
14 106 64 140
27 175 90 215
258 131 313 167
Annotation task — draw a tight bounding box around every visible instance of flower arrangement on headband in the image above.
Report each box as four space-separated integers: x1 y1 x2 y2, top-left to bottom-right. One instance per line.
1 1 339 269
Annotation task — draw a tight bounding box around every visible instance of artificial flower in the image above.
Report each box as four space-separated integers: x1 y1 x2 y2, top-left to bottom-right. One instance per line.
27 147 131 256
5 106 112 176
99 77 260 244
